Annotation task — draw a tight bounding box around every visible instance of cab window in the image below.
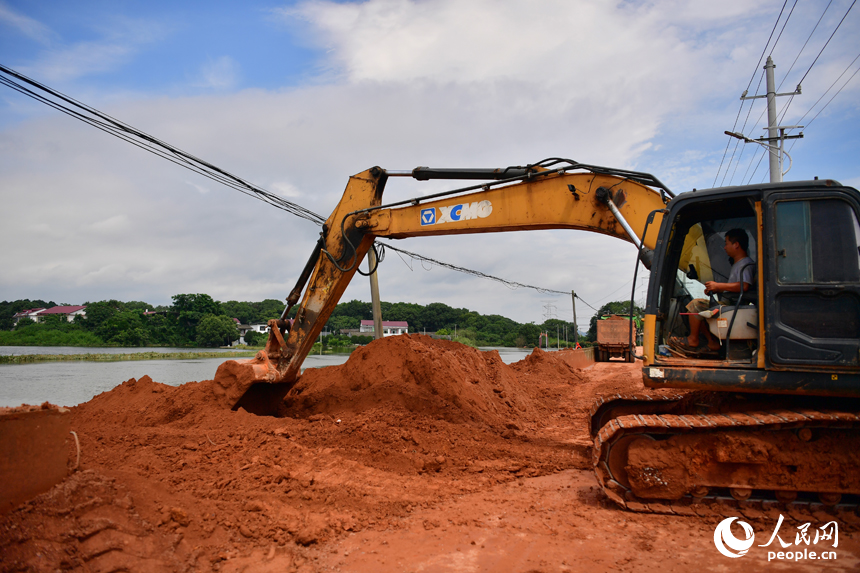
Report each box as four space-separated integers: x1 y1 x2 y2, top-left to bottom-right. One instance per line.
775 199 860 284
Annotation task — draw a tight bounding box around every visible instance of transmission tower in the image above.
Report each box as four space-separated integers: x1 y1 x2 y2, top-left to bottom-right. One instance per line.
542 300 558 322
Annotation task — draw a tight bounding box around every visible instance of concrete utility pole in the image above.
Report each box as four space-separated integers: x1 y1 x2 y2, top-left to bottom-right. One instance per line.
368 244 384 340
571 290 578 345
731 56 804 183
765 56 780 181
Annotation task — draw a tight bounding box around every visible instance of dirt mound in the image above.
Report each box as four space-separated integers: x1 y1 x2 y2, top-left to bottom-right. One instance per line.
509 346 589 380
285 334 532 429
73 375 223 429
13 342 846 572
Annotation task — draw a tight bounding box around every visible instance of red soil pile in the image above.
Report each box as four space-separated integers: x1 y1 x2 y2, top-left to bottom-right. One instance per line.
286 334 531 429
3 336 858 572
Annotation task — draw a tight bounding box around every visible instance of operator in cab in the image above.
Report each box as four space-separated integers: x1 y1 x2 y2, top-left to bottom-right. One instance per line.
669 228 754 355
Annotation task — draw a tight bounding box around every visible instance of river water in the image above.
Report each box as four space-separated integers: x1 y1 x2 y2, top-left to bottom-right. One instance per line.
0 345 539 408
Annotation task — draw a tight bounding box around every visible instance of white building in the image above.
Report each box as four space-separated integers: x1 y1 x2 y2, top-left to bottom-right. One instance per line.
359 320 409 336
12 307 46 325
17 305 87 324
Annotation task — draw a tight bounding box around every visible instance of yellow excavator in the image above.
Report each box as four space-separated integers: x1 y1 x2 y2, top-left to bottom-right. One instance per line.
214 158 860 514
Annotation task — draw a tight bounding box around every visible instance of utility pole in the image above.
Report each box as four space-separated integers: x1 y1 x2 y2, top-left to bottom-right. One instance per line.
730 56 803 183
571 290 578 345
368 244 384 340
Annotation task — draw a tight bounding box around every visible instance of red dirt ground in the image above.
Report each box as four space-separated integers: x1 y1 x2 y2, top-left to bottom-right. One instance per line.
1 334 858 572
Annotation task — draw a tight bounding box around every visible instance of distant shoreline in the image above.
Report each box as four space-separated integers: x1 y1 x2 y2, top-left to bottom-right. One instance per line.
0 351 259 364
0 345 358 364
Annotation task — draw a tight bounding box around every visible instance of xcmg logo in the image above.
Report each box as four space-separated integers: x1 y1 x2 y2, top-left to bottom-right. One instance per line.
420 200 493 226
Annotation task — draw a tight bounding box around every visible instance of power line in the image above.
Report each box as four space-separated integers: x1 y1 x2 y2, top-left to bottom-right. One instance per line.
780 0 833 90
757 0 853 134
787 51 860 155
724 70 767 186
717 0 856 186
0 65 327 226
0 63 600 308
378 242 600 311
768 0 799 58
796 0 856 87
714 0 789 186
771 0 834 125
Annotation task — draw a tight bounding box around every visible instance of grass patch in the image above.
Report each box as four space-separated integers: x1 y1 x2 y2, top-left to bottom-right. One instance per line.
0 351 257 364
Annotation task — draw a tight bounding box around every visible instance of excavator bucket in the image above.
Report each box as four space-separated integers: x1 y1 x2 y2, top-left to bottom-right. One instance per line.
213 349 296 416
213 168 388 416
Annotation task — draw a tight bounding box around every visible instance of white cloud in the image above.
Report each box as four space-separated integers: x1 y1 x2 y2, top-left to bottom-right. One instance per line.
14 15 168 84
0 2 55 45
186 181 211 195
270 181 303 198
87 214 130 234
2 0 856 325
20 42 135 83
195 56 240 90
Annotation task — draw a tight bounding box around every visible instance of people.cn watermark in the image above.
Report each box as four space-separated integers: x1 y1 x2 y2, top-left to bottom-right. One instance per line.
714 514 838 562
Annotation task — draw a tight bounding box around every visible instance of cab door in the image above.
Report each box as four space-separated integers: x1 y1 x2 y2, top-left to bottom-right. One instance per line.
763 188 860 367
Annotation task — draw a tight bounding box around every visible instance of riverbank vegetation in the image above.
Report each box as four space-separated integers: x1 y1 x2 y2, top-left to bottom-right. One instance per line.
0 350 257 364
0 295 615 348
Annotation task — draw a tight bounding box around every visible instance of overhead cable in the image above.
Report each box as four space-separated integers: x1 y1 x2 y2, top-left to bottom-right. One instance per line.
796 0 856 88
0 64 327 226
0 64 593 305
378 242 600 312
768 0 799 58
713 0 789 186
786 51 860 156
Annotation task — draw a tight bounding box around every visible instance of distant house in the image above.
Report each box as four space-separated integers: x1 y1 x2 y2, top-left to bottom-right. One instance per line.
142 309 170 316
12 308 46 326
235 322 277 346
27 305 87 323
359 320 408 336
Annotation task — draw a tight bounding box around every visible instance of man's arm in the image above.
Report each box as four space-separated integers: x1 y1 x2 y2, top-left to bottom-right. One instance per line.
704 280 751 294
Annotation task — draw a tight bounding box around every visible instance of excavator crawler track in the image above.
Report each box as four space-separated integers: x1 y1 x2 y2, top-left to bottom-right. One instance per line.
592 404 860 521
589 392 687 438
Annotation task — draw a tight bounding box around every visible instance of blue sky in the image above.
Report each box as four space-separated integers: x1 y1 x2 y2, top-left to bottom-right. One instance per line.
0 1 317 96
1 0 858 325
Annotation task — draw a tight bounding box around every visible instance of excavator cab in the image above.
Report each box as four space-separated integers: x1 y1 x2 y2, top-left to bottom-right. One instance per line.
654 192 760 362
594 180 860 512
643 180 860 395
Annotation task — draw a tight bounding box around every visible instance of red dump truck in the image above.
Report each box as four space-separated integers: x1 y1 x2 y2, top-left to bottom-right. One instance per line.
595 314 636 362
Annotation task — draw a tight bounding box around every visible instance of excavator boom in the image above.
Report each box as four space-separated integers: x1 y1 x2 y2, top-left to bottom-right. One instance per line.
213 162 669 414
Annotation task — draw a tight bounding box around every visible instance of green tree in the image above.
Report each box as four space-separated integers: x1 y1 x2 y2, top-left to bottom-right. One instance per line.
243 329 265 346
221 301 256 324
81 300 124 333
196 314 239 347
143 313 181 346
516 323 541 347
257 299 286 322
0 299 55 330
327 315 359 333
14 317 36 329
98 310 149 346
173 294 223 341
330 300 372 321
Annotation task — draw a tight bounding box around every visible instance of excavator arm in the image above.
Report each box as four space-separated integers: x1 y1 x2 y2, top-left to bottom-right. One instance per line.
214 162 670 415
